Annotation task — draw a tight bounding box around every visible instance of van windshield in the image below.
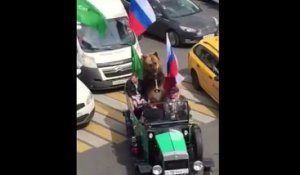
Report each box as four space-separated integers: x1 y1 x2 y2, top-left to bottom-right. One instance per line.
77 17 136 52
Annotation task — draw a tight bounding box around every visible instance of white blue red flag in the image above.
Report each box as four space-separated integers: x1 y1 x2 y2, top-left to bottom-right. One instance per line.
128 0 156 36
164 33 184 94
166 33 184 84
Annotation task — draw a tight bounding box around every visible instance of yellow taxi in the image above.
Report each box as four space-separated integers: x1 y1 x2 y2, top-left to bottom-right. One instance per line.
187 36 219 103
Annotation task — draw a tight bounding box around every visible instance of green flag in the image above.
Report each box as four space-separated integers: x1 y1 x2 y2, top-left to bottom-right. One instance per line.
77 0 107 37
131 46 143 80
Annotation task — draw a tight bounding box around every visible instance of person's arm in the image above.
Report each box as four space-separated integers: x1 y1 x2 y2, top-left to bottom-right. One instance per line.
125 80 136 97
138 80 146 98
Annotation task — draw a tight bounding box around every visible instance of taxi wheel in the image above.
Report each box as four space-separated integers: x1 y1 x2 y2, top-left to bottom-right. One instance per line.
191 70 201 90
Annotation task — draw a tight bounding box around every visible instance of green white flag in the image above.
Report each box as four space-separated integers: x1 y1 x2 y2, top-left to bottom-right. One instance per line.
131 46 143 80
77 0 107 37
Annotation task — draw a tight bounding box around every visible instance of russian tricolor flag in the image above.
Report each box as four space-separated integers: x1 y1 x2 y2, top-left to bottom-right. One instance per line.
128 0 156 36
164 33 184 93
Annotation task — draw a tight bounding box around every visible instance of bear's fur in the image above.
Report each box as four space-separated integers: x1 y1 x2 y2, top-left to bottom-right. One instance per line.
141 52 165 102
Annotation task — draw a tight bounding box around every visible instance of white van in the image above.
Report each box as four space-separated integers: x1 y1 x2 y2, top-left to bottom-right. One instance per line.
77 69 95 127
77 0 142 90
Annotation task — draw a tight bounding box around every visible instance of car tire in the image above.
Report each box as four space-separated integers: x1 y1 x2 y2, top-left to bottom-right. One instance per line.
168 31 180 47
191 70 201 91
204 167 214 175
192 125 203 161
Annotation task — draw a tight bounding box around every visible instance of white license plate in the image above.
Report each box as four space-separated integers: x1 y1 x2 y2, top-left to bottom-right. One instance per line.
164 169 189 175
112 79 127 85
203 34 214 38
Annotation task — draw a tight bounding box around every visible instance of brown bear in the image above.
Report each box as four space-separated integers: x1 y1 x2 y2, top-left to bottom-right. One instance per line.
141 52 165 102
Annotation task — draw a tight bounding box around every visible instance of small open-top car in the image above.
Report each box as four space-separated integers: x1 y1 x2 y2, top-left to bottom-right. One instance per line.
123 99 214 175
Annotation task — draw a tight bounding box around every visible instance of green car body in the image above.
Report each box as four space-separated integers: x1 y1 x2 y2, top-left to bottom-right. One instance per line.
124 100 214 175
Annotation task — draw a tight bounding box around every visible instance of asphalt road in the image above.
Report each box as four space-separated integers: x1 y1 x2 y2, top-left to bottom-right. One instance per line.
77 1 219 175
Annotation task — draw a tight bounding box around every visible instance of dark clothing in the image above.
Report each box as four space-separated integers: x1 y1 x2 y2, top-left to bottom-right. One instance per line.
164 95 190 120
142 105 164 123
125 79 143 97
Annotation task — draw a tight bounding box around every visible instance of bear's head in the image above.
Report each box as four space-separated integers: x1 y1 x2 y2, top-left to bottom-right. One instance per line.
142 52 162 75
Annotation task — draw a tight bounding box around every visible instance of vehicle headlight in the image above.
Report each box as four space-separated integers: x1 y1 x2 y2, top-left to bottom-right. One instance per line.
179 26 197 33
148 133 153 139
193 160 203 171
152 165 162 175
86 92 93 105
80 54 97 68
213 17 219 27
183 130 188 136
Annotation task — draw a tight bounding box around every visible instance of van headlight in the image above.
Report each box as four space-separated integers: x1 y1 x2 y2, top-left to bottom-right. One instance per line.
152 165 162 175
86 92 93 105
81 54 97 68
193 160 203 171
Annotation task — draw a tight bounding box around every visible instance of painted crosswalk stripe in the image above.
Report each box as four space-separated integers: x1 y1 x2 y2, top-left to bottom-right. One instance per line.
92 112 126 135
84 121 126 144
105 91 218 118
77 140 92 153
94 94 128 111
190 110 216 124
105 92 127 104
94 100 125 124
177 82 199 94
77 130 109 148
179 88 218 109
188 100 218 118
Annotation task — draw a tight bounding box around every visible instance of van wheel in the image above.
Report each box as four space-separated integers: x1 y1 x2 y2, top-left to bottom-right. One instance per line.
191 70 201 91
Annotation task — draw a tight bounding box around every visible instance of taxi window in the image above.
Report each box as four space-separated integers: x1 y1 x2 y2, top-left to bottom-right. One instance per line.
194 45 218 72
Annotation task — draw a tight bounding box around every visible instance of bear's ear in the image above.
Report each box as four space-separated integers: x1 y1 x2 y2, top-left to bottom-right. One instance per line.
153 52 159 59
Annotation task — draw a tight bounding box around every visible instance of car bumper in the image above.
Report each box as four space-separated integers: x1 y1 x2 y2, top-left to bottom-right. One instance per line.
178 31 218 44
77 108 95 126
77 100 95 126
78 66 130 90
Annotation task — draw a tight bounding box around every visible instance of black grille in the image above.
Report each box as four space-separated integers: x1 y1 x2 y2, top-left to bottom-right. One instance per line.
164 160 189 170
104 68 132 78
77 103 85 110
97 58 132 68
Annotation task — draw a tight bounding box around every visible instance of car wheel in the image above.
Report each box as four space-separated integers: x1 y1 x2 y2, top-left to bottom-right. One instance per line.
168 31 180 47
191 70 201 90
192 125 203 161
204 167 214 175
